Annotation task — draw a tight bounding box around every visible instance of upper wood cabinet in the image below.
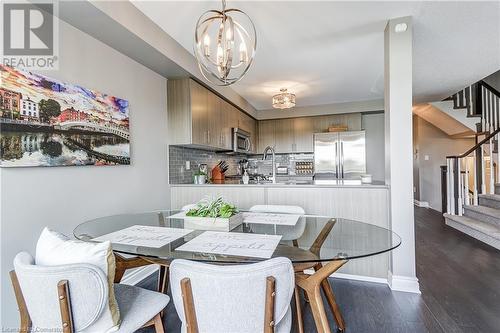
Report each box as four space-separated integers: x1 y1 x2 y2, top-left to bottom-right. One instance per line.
257 120 275 153
220 100 238 150
293 117 314 152
168 78 256 151
257 113 361 153
190 80 209 146
274 118 294 153
258 118 312 153
238 112 258 153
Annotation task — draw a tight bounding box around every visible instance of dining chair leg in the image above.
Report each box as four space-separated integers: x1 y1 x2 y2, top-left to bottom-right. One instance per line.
294 286 304 333
10 271 32 332
158 265 169 294
153 313 165 333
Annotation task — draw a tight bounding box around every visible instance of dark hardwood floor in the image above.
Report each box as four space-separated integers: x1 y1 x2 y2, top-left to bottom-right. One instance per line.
137 207 500 333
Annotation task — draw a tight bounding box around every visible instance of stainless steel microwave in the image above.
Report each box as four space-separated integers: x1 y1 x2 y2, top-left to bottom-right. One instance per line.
232 128 252 153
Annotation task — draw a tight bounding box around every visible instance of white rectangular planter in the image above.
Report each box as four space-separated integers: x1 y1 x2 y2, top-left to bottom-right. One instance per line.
169 212 243 232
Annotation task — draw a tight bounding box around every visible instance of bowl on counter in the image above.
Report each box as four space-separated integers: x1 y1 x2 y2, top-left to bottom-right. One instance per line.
360 174 372 184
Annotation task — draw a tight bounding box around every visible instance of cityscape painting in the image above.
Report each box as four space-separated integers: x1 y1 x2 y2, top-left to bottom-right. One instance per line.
0 65 130 167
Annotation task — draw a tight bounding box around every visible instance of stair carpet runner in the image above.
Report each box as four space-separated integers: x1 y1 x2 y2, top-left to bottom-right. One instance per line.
444 183 500 250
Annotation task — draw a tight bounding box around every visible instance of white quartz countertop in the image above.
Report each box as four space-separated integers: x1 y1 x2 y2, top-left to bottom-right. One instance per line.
170 179 389 189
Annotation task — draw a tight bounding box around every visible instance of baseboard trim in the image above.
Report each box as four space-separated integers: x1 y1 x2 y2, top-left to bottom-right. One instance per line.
413 200 430 208
120 265 159 286
121 265 405 290
304 269 388 285
388 271 421 294
332 272 388 285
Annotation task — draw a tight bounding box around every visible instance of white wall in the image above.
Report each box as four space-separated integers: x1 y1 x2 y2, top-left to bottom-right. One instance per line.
0 19 170 329
413 116 474 211
362 113 385 181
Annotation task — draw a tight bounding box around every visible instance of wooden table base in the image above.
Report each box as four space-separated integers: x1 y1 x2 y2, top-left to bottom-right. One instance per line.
295 260 348 333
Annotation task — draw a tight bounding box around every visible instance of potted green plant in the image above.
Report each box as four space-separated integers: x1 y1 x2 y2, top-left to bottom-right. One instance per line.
180 197 242 231
193 170 207 184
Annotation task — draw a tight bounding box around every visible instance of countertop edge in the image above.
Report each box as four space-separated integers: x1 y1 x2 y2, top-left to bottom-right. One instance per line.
169 183 390 189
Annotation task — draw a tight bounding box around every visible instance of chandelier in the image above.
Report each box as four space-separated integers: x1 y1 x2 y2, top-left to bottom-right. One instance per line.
194 0 257 86
272 88 296 109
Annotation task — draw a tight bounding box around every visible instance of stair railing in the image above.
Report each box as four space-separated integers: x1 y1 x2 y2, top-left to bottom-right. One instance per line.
446 127 500 215
445 81 500 216
452 81 500 132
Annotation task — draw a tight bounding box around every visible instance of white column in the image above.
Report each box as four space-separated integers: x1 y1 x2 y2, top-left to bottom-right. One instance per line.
384 16 420 293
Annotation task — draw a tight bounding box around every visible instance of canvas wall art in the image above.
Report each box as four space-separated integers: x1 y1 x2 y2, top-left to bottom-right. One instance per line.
0 65 130 167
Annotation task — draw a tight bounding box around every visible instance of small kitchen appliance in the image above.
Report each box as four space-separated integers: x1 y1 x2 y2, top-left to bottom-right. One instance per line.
232 128 252 153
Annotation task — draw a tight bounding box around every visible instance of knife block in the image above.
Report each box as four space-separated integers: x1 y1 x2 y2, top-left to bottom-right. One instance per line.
211 166 225 183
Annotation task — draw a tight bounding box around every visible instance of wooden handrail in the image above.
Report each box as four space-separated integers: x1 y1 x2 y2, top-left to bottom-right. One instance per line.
479 80 500 99
446 127 500 159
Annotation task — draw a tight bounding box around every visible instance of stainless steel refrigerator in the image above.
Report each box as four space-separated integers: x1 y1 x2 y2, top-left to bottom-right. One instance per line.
313 131 366 179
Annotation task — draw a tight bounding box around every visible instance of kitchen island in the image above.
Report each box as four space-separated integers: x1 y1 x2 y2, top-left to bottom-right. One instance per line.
170 181 390 282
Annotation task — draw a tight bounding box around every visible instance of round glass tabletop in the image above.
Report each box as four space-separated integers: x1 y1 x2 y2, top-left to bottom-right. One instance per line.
74 210 401 264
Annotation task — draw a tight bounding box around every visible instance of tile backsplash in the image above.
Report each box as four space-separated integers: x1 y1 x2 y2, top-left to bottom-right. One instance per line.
169 146 244 184
169 145 314 184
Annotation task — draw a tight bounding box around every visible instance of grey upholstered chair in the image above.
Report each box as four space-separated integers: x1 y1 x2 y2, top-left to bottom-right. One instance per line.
248 205 307 245
170 257 295 333
248 205 311 332
11 252 169 333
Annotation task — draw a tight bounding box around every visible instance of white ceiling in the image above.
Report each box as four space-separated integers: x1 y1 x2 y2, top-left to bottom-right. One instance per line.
132 1 500 110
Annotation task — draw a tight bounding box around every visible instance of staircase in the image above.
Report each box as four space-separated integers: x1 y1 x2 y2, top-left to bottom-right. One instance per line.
443 80 500 250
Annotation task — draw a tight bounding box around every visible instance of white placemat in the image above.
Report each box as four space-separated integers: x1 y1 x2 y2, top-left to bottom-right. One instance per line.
242 212 300 226
175 231 282 258
93 225 193 248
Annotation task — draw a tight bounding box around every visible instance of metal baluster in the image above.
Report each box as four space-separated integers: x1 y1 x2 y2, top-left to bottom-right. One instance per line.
473 150 478 205
464 157 470 205
490 137 495 194
457 158 463 215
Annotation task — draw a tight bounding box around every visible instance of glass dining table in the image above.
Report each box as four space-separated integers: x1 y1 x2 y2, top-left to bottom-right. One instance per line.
74 210 401 333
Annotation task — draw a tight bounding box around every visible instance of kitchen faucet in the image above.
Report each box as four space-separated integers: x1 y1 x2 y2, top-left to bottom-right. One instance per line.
262 146 276 184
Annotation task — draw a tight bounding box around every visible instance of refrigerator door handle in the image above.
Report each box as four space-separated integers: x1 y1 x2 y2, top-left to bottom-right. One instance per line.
334 142 338 178
340 141 344 178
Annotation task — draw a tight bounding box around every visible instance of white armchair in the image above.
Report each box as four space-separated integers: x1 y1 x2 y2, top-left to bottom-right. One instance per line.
11 252 170 333
170 257 295 333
